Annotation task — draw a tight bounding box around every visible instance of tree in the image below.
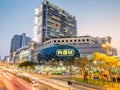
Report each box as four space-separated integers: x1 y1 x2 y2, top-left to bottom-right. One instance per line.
74 57 89 68
74 57 90 82
63 59 74 66
48 59 59 67
18 61 35 72
92 52 120 83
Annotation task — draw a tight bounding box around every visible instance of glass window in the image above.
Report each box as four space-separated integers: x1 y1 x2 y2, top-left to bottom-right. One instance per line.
70 40 72 42
78 39 81 42
66 40 68 42
74 39 76 42
86 39 89 41
82 39 85 42
54 40 56 42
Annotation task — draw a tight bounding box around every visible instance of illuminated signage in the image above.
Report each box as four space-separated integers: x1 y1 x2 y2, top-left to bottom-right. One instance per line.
56 49 74 56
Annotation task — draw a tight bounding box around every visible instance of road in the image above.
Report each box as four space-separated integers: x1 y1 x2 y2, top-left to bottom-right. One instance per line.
1 67 105 90
0 69 32 90
0 68 58 90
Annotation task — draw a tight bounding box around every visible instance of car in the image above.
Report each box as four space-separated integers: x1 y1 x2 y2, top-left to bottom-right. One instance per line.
32 80 39 87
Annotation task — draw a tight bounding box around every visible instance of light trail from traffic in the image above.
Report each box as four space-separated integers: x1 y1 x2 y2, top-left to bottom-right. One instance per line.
0 69 32 90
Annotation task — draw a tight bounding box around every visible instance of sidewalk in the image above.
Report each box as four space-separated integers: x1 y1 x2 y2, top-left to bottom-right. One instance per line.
31 74 74 90
38 78 96 90
31 74 97 90
104 83 120 90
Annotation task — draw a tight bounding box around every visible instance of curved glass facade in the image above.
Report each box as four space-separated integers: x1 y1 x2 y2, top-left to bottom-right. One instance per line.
37 45 80 62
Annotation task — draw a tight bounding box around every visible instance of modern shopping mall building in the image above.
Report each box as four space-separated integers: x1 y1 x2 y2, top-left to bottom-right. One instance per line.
9 1 117 64
32 35 117 63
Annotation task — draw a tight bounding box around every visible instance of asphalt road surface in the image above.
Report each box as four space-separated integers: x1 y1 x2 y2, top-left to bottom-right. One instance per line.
0 69 57 90
0 69 32 90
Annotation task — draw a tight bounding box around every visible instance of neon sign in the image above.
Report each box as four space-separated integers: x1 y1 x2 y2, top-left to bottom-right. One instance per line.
56 49 74 56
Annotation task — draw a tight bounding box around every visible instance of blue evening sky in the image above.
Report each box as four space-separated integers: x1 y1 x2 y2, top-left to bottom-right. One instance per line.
0 0 120 59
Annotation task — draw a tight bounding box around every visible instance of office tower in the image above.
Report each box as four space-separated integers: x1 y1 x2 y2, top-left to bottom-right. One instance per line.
10 33 31 53
33 0 77 43
10 35 21 53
